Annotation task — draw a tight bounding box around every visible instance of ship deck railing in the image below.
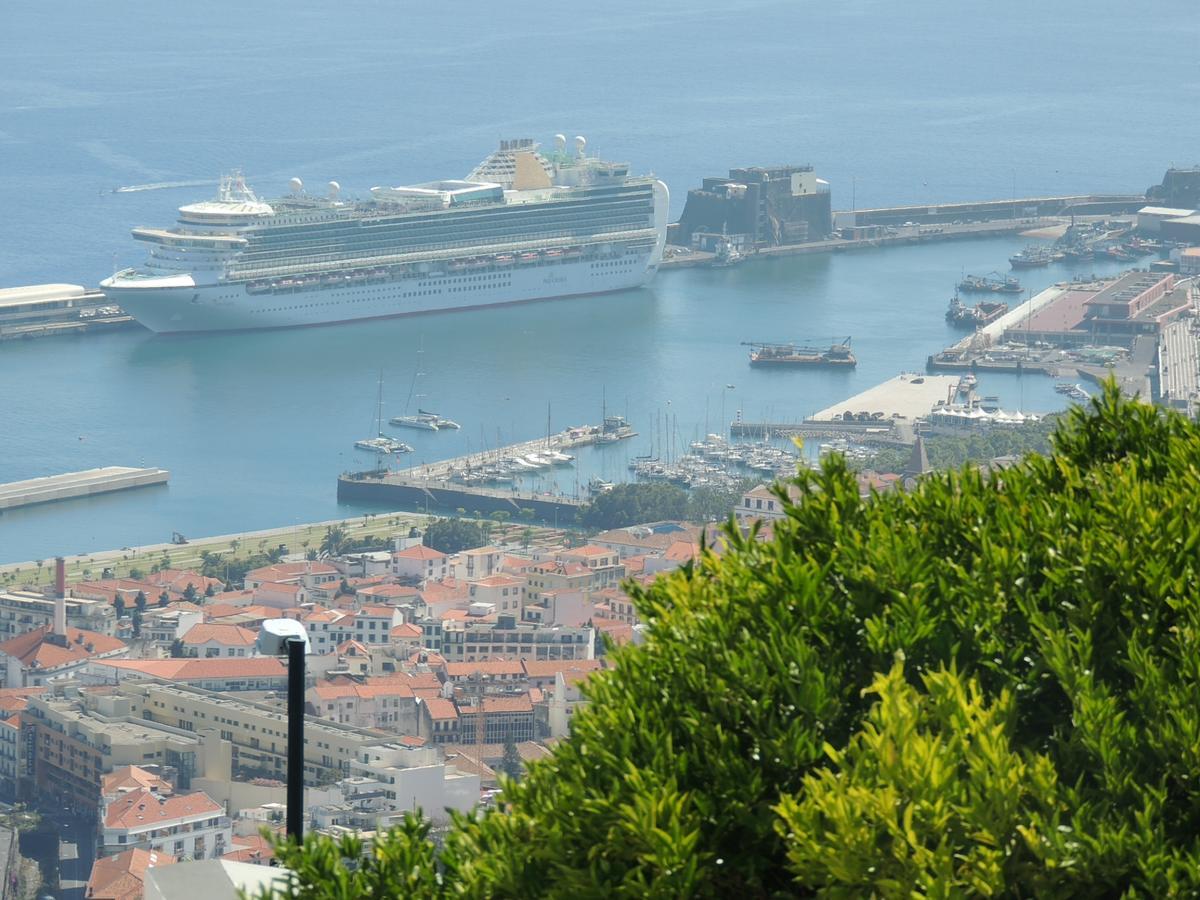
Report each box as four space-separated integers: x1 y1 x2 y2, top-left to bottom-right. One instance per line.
224 228 661 281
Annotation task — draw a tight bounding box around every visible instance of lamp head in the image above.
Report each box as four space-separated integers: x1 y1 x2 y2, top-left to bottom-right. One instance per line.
257 619 310 656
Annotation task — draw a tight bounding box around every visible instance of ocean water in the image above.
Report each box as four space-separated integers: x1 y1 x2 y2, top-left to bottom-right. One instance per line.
0 0 1196 562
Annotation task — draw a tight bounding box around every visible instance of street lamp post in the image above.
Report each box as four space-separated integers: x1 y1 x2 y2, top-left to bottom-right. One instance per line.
256 619 311 843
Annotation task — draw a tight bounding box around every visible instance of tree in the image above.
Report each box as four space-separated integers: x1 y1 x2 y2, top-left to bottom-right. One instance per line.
134 590 147 613
320 525 350 558
422 518 484 554
204 583 216 598
128 566 145 580
685 479 756 523
580 482 689 530
158 590 170 608
131 610 142 638
256 385 1200 897
169 638 184 658
499 739 523 782
520 526 534 551
182 582 198 602
113 596 125 619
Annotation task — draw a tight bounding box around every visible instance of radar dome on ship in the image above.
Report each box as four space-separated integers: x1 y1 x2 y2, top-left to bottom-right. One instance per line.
288 177 303 193
574 135 587 156
328 181 341 198
554 134 567 151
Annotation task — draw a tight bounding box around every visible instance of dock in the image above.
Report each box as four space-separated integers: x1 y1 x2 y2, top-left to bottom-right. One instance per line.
0 467 169 511
809 374 962 422
337 423 636 524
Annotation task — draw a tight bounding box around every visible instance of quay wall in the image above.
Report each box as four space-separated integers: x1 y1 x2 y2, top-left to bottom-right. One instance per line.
337 476 584 525
0 467 169 511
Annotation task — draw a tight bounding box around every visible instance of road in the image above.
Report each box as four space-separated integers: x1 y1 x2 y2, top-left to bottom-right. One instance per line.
46 808 93 900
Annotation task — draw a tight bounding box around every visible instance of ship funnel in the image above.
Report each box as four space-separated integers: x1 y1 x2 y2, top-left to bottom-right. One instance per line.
328 181 341 199
288 177 303 194
573 135 586 157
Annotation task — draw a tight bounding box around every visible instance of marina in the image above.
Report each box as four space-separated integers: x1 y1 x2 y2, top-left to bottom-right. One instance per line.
0 467 169 512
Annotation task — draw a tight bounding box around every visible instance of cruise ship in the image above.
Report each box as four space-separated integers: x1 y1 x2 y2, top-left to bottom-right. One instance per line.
101 136 669 333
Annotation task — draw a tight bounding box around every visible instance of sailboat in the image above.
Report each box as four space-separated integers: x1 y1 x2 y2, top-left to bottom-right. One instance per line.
356 372 414 455
389 339 460 431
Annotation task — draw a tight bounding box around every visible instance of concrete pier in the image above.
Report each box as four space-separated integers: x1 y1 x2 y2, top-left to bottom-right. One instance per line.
0 467 169 511
808 374 961 422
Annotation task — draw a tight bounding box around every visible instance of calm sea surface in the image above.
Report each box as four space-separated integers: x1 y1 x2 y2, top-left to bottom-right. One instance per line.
1 0 1197 561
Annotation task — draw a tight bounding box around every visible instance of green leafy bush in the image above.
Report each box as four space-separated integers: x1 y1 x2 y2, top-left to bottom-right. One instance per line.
259 385 1200 897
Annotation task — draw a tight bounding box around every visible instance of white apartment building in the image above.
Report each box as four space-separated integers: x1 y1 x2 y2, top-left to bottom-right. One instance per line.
102 788 232 861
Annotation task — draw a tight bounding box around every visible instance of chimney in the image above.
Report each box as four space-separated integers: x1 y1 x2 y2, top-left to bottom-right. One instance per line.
53 564 67 636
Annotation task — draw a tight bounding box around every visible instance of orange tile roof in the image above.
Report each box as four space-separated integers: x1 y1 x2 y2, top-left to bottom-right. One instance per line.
357 605 398 618
254 581 303 595
664 540 699 562
471 574 524 588
0 625 125 669
94 658 286 681
180 623 257 646
356 584 420 599
103 765 173 797
446 660 524 677
86 847 176 900
522 659 602 678
395 545 447 560
423 697 458 720
461 695 534 715
103 789 222 830
564 544 613 557
336 639 372 656
391 623 422 639
247 562 338 581
311 682 415 701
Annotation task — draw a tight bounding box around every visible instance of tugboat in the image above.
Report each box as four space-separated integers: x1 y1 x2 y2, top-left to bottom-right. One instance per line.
743 337 857 368
709 237 745 268
1009 246 1054 268
946 295 1009 328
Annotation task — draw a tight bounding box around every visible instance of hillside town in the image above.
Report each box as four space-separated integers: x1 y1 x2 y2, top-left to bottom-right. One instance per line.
0 505 792 898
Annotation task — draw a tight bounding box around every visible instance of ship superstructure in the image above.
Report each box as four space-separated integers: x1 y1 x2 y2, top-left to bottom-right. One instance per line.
101 136 668 333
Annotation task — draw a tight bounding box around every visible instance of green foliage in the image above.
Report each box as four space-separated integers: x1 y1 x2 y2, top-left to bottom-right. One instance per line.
182 582 197 602
866 417 1060 473
261 384 1200 896
128 566 145 580
581 482 689 529
113 596 125 619
131 609 142 637
500 740 523 783
422 517 485 554
134 590 148 612
260 817 445 899
320 525 350 557
685 479 758 522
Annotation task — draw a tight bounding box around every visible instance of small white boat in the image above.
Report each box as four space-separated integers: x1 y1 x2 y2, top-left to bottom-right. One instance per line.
542 449 575 465
355 436 413 454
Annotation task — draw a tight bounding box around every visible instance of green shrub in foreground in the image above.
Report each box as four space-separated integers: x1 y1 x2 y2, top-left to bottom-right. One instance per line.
258 384 1200 898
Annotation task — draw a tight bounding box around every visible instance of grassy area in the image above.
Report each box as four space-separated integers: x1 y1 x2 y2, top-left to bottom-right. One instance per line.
0 511 577 590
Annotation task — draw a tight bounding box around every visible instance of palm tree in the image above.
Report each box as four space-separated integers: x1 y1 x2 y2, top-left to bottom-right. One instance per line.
320 525 349 557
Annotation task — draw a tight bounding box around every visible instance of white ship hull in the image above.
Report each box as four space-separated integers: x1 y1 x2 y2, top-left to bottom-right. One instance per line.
106 248 657 334
105 174 670 334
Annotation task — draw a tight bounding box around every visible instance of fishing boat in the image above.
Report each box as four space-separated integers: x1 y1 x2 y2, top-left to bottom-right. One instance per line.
946 295 1009 328
958 273 1023 294
1009 247 1053 268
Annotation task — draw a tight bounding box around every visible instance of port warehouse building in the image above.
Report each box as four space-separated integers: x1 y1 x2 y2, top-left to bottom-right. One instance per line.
1003 272 1195 348
0 283 106 330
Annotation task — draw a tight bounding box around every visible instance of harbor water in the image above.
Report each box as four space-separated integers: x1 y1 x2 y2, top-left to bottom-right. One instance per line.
1 0 1196 561
0 237 1134 562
